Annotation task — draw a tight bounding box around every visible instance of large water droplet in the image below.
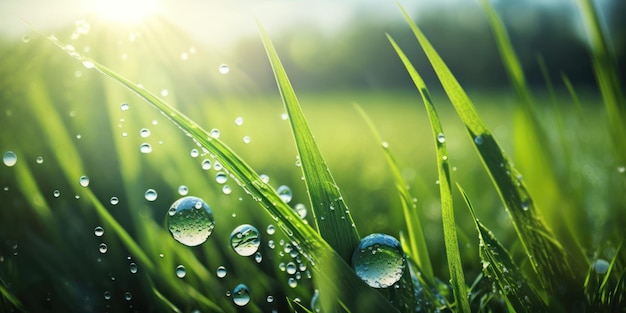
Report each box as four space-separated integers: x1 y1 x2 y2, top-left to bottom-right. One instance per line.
145 189 158 201
230 224 261 256
351 233 405 288
140 143 152 153
219 64 230 74
311 289 321 313
175 265 186 278
79 175 90 187
277 185 292 203
216 266 227 278
286 262 297 274
232 284 250 306
474 135 483 145
94 226 104 237
3 151 17 167
215 172 228 184
294 203 307 219
167 196 215 246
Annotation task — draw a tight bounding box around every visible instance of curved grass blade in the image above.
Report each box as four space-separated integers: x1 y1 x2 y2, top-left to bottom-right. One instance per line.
354 103 433 281
257 22 360 263
387 33 470 313
458 184 548 313
44 33 398 313
396 4 576 297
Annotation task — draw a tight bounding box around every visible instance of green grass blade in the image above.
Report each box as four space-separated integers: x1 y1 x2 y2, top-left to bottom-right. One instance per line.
353 103 433 281
0 277 29 313
397 4 576 297
45 33 398 313
257 22 360 263
459 184 548 313
387 33 470 313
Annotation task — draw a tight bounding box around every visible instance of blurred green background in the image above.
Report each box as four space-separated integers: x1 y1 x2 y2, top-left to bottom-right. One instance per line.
1 0 625 312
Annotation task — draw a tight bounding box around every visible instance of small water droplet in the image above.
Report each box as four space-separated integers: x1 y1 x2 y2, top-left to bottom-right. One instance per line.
381 141 389 148
293 203 307 218
260 174 270 183
209 128 220 139
222 185 232 195
281 113 288 120
82 60 95 69
255 252 263 263
311 289 321 312
618 166 625 174
234 117 243 126
267 295 274 303
277 185 292 203
351 233 405 288
121 103 129 111
219 64 230 74
79 175 90 187
140 143 152 154
201 159 212 170
160 89 169 97
36 156 44 164
167 196 215 246
94 226 104 237
53 190 60 198
215 172 228 184
230 224 261 256
22 35 30 43
175 265 186 278
474 135 483 145
144 189 157 201
190 149 199 158
98 243 108 254
243 136 251 144
232 284 250 306
266 224 275 235
178 185 189 196
216 266 227 278
103 291 111 300
286 262 297 275
288 277 297 288
437 133 446 143
110 197 119 205
124 291 132 301
140 128 151 138
592 259 610 274
3 151 17 167
129 263 138 274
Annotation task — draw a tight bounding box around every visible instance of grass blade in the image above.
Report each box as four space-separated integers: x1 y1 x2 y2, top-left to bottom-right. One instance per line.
44 32 398 312
397 4 577 299
257 22 360 263
387 33 470 312
459 184 548 313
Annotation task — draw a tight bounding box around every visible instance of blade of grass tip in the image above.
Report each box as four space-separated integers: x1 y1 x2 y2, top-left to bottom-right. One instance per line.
396 4 576 298
354 103 433 281
577 0 626 164
458 184 548 312
44 32 398 312
257 21 360 263
387 33 471 313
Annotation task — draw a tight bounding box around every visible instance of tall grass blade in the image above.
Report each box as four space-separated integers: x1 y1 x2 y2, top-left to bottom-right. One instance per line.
459 184 548 313
397 4 576 298
45 32 398 312
257 22 360 263
354 103 433 281
0 277 28 313
387 33 470 313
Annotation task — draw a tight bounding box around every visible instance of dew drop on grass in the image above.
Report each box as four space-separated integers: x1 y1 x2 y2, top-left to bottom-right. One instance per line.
94 226 104 237
255 252 262 263
82 60 95 69
593 259 610 274
266 224 275 235
294 203 307 218
311 289 321 313
110 197 119 205
267 295 274 303
243 136 251 144
230 224 261 256
219 64 230 74
22 35 30 43
167 196 215 246
215 172 228 184
190 149 199 158
178 185 189 196
140 128 151 138
129 262 138 274
216 266 227 278
210 128 220 139
145 189 157 201
140 143 152 154
277 185 292 203
351 233 406 288
201 159 212 170
234 117 243 126
618 166 626 174
79 175 89 187
104 291 111 300
286 262 297 275
36 156 44 164
288 277 297 288
121 103 129 111
53 190 60 198
99 243 108 254
260 174 270 183
3 151 17 167
474 135 483 145
124 292 132 301
232 284 250 306
176 265 186 278
281 112 289 120
222 185 232 195
161 89 168 97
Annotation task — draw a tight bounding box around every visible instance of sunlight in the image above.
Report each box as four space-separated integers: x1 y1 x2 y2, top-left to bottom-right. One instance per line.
90 0 159 23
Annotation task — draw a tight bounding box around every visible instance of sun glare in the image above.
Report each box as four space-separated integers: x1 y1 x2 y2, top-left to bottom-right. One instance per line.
91 0 159 23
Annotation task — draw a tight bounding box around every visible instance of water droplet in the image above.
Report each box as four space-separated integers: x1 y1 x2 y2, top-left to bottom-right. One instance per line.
474 135 483 145
351 233 405 288
266 224 275 235
98 243 108 254
234 117 243 126
124 291 132 301
267 295 274 303
104 291 111 300
36 156 44 164
161 89 169 97
145 189 157 201
215 172 228 184
232 284 250 306
167 196 215 246
201 159 212 170
288 277 297 288
230 224 261 256
94 226 104 237
222 185 232 195
618 166 625 174
82 60 95 69
121 103 129 111
79 175 90 187
110 197 119 205
216 266 227 278
294 203 307 218
190 149 199 158
209 128 220 139
277 185 292 203
3 151 17 167
286 262 297 274
381 141 389 148
311 289 321 312
592 259 610 274
140 143 152 154
129 262 138 274
260 174 270 183
255 252 263 263
219 64 230 74
178 185 189 196
243 136 251 144
22 35 30 43
140 128 151 138
53 190 60 198
175 265 186 278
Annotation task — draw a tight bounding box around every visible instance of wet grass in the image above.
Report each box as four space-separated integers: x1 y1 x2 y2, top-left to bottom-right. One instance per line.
1 2 625 313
